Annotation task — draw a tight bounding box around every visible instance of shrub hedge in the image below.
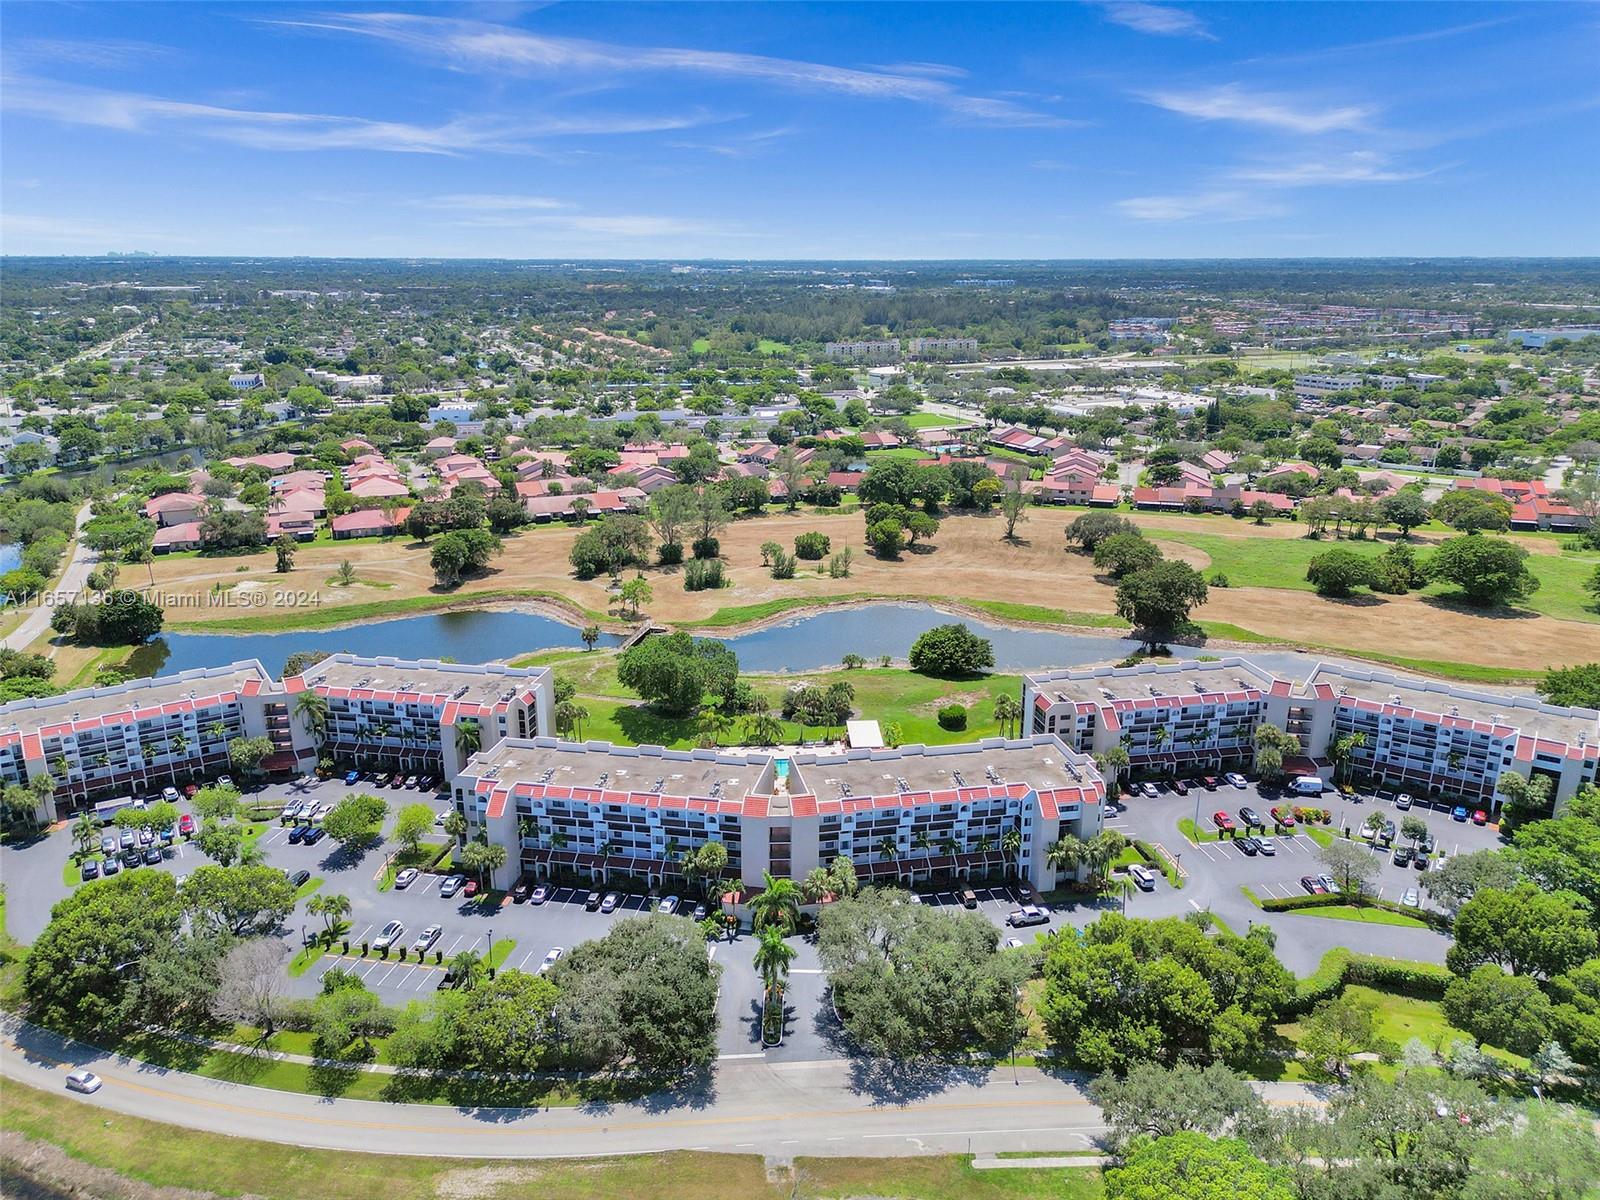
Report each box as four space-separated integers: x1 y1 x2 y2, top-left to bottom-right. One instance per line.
1288 947 1453 1016
1258 890 1452 932
936 703 967 731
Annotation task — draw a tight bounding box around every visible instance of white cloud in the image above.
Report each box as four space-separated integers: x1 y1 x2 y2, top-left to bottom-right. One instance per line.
6 37 175 69
0 77 721 154
1232 152 1436 185
270 12 1074 127
1142 84 1374 133
1115 190 1282 222
448 211 737 238
414 193 567 211
1100 3 1215 40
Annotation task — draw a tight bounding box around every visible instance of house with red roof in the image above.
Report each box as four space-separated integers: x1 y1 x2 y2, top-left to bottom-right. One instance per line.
143 491 206 528
330 507 411 539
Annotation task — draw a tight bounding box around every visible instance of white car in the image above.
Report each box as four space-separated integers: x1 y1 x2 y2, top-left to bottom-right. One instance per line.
1006 905 1049 928
1140 782 1159 798
373 920 405 950
1401 888 1420 908
162 787 181 804
65 1069 103 1094
411 924 442 952
394 867 419 889
1255 837 1277 856
657 895 679 915
1225 773 1249 789
537 947 565 975
1004 937 1025 949
1395 793 1415 810
216 775 235 790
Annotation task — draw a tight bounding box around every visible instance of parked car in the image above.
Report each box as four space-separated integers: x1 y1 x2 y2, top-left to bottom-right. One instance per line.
439 874 466 898
119 828 135 849
436 967 461 991
373 920 405 950
143 845 163 865
121 848 142 869
1237 836 1259 856
65 1069 103 1094
394 867 419 889
80 859 101 882
177 813 195 836
287 869 311 888
1378 820 1397 846
1471 809 1488 826
1005 937 1026 949
584 891 603 911
100 833 118 854
287 825 310 844
530 885 550 905
160 825 176 844
1140 781 1159 798
390 773 407 789
1006 905 1050 927
404 776 418 789
1393 846 1414 867
538 947 565 974
1421 830 1437 853
657 895 679 915
462 880 479 898
1225 772 1249 789
1212 810 1236 833
1201 775 1219 790
1301 875 1327 894
691 903 708 922
600 892 620 914
1129 864 1156 891
1413 851 1431 870
1395 793 1414 810
512 879 532 903
1171 779 1189 796
1104 802 1121 818
1451 805 1469 822
183 784 199 799
411 924 442 953
344 770 360 785
302 826 326 845
162 787 181 804
216 775 234 790
136 827 154 847
1238 806 1262 827
1401 889 1420 908
101 855 120 876
960 889 979 909
1255 837 1277 856
1270 806 1297 827
1317 874 1338 893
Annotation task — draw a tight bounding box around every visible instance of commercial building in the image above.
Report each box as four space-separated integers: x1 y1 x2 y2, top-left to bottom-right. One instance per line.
454 734 1107 892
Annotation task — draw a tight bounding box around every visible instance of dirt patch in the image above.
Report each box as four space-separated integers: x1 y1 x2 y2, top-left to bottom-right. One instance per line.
1150 538 1211 570
0 1131 253 1200
135 511 1595 672
431 1162 606 1199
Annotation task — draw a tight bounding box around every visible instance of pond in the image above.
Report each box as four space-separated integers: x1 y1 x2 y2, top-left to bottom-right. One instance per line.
0 544 19 574
128 600 1336 684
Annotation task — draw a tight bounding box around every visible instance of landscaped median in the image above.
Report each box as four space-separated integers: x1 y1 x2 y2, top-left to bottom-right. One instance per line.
1246 888 1453 933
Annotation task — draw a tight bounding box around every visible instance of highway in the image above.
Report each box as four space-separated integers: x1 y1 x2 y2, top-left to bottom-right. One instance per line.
0 1015 1327 1160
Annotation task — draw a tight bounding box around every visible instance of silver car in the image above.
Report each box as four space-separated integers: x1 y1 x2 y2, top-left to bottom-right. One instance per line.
373 920 405 950
65 1069 103 1094
411 924 442 953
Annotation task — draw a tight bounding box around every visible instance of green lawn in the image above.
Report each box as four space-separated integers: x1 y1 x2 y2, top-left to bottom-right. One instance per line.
294 875 325 901
902 412 970 430
1290 904 1431 929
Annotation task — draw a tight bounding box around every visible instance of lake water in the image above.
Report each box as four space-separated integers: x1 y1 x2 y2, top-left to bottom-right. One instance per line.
0 544 20 574
131 600 1337 683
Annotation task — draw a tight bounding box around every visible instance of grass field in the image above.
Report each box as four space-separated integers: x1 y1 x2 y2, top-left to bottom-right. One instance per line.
1291 904 1431 929
1 1079 1103 1200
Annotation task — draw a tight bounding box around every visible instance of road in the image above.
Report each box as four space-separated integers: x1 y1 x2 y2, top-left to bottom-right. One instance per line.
2 503 97 653
0 1014 1327 1160
41 316 155 377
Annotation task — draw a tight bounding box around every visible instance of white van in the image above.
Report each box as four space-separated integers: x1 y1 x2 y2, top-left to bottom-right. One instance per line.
1291 776 1327 796
1129 864 1157 891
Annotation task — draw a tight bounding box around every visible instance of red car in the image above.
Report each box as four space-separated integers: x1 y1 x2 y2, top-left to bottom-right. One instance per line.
1471 809 1489 826
177 813 195 836
463 879 479 897
1212 811 1236 833
1271 806 1297 827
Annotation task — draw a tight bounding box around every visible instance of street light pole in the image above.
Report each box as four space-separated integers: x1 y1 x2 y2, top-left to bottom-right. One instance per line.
1011 985 1021 1086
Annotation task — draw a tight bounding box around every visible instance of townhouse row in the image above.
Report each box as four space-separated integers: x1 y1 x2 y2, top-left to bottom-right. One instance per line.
1024 658 1598 811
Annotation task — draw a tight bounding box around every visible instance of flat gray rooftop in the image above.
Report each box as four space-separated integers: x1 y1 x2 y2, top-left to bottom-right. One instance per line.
0 662 273 737
1305 668 1599 747
1029 659 1275 708
470 739 771 801
301 655 543 707
792 738 1099 799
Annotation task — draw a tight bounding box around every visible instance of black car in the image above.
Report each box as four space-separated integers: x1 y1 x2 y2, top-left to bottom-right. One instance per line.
80 859 101 882
101 854 120 876
1420 830 1437 853
287 869 311 889
1237 836 1260 856
1238 806 1262 827
436 967 460 991
584 890 603 911
287 825 310 844
1171 779 1189 796
302 826 326 845
1413 851 1431 870
121 848 142 869
1392 845 1414 867
143 844 163 864
512 879 532 903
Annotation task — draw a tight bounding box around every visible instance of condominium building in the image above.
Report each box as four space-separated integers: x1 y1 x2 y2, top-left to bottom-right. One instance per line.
823 340 899 364
0 662 302 821
1024 659 1287 771
454 734 1107 892
907 337 979 357
1023 658 1598 814
1294 665 1599 808
287 654 554 781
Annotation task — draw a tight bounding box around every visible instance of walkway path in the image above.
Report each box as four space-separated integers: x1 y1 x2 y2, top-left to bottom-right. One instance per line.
2 503 96 653
1 1014 1331 1160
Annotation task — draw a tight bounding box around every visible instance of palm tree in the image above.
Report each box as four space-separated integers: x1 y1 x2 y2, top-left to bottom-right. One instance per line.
1001 826 1024 880
310 892 352 934
1095 746 1132 795
71 812 97 858
1154 725 1173 775
442 810 469 848
448 948 485 990
939 837 960 857
750 871 802 933
992 694 1023 739
753 925 796 997
876 835 900 863
912 830 932 855
800 866 833 903
581 624 601 651
1046 835 1085 879
454 718 482 760
295 691 329 740
698 706 734 748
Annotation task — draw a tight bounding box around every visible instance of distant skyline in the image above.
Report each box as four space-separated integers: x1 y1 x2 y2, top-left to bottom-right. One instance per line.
3 2 1597 259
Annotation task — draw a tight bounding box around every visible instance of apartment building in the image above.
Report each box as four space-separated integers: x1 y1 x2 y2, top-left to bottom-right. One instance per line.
288 654 554 781
454 734 1107 892
1024 659 1287 771
907 337 978 357
1294 665 1599 809
1023 658 1599 814
823 340 899 364
0 662 304 821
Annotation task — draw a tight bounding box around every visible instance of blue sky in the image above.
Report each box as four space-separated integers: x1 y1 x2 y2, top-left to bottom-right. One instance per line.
3 2 1597 258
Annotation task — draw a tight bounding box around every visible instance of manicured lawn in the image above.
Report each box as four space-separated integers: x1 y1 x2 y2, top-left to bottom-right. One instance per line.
902 411 970 429
1290 904 1431 929
1178 817 1227 845
1277 985 1525 1071
294 875 325 901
